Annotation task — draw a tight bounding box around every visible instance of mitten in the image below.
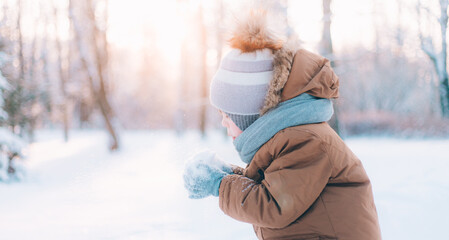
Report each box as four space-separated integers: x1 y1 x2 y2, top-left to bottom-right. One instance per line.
183 150 233 199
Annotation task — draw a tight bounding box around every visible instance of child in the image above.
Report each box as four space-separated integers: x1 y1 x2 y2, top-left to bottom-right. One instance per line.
183 9 381 240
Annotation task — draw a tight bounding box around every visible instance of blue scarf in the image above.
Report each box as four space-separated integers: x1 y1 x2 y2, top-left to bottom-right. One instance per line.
233 94 334 164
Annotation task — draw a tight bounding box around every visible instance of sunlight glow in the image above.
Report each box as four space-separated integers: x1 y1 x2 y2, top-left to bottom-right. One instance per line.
108 0 186 63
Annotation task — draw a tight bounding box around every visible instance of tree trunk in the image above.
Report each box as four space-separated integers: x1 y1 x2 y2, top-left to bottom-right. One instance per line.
174 1 191 135
16 0 24 83
439 75 449 117
175 39 189 135
320 0 341 136
15 0 25 136
198 5 208 136
321 0 334 56
69 0 119 151
216 0 228 138
89 0 119 150
53 4 69 142
216 0 224 68
439 0 449 117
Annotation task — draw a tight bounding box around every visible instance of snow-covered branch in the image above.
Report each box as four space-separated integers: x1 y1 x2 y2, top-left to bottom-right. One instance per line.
420 36 438 62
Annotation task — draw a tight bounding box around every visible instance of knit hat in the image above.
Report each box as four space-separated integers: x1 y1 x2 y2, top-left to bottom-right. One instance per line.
210 49 274 131
209 9 286 131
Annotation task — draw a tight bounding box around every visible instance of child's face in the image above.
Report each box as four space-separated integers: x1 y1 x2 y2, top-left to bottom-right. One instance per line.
219 111 243 141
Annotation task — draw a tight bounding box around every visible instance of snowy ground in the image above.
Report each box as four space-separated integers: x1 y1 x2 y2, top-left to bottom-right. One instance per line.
0 129 448 240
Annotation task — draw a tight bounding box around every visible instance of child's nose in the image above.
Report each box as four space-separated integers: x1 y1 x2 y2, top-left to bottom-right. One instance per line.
221 118 226 127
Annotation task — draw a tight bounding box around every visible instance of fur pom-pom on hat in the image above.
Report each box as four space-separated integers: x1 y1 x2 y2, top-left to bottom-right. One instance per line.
229 8 287 53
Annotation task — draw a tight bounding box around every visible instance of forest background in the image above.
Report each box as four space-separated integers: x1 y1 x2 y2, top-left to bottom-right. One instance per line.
1 0 449 170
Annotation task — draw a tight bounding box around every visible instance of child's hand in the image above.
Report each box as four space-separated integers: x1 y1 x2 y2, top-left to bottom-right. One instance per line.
230 164 244 175
183 150 233 199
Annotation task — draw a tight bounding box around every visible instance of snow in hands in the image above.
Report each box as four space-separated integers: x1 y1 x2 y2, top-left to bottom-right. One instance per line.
183 150 234 199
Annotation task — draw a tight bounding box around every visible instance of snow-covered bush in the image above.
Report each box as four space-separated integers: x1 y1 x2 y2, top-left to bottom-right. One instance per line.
0 129 26 182
0 62 8 122
1 56 26 182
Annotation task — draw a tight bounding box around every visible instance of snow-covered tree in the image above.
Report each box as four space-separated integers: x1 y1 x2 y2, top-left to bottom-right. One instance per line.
0 1 26 180
0 58 8 122
417 0 449 118
0 52 25 182
0 51 11 181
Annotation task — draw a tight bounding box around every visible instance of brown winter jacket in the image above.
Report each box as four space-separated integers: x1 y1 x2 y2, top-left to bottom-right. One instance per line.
219 49 381 240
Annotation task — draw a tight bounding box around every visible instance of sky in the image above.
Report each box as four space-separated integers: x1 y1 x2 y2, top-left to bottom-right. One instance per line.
107 0 189 63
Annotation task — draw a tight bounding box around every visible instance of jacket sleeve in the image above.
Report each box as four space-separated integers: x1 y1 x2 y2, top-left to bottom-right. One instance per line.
219 132 332 229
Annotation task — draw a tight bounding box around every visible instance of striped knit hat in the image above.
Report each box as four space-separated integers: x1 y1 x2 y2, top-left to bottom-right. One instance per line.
209 8 286 131
210 49 274 131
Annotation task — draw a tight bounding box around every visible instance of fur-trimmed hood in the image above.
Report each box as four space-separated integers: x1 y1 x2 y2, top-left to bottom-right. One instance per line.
227 8 340 115
261 45 340 115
